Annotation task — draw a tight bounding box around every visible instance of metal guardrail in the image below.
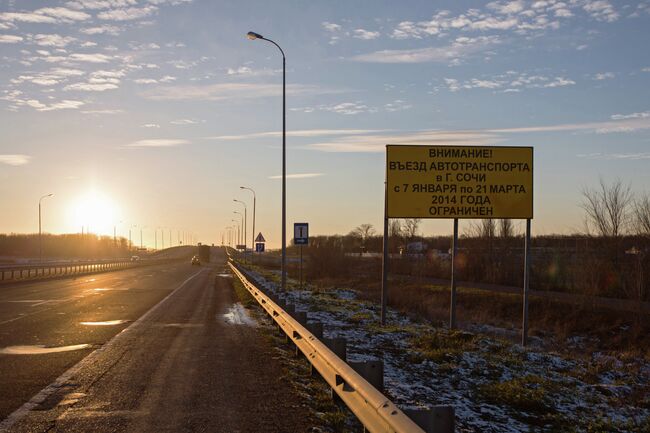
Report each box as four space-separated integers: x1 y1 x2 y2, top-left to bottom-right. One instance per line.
0 258 177 283
228 259 453 433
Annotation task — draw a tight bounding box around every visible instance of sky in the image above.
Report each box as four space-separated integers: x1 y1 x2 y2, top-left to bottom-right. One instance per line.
0 0 649 249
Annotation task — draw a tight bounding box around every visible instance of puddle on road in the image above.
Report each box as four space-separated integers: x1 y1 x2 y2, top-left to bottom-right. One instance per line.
223 303 256 326
90 287 130 293
0 344 91 355
159 323 203 328
80 320 129 326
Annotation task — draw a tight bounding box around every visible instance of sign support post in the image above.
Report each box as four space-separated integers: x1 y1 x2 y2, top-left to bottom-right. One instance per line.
299 245 303 289
522 218 531 346
450 218 459 329
381 178 389 326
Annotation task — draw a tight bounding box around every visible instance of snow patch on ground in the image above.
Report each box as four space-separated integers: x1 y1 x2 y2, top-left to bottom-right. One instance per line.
242 266 650 432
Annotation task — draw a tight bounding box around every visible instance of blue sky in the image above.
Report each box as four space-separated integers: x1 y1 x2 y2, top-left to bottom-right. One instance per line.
0 0 649 248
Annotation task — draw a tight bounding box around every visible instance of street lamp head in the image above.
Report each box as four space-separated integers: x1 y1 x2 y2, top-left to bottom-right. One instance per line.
247 31 263 40
47 193 53 197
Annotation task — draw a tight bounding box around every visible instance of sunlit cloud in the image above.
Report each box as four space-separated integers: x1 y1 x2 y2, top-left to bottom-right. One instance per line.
268 173 324 179
126 138 189 147
0 154 31 166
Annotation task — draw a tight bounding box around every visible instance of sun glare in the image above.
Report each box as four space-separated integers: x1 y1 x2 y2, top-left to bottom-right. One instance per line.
71 192 119 235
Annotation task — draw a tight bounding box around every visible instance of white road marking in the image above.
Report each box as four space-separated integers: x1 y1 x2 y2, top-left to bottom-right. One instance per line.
79 320 129 326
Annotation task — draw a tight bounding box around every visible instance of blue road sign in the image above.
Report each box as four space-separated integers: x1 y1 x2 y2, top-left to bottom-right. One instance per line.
294 223 309 245
255 242 265 253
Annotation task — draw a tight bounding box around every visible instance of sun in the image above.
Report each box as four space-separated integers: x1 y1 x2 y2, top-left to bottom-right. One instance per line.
72 191 119 235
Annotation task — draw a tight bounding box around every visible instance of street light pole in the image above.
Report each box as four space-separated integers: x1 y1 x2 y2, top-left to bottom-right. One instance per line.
233 212 243 248
247 31 286 291
234 199 247 260
38 193 53 263
240 186 256 258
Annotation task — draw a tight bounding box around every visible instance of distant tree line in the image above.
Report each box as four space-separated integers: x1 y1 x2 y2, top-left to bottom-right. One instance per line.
287 178 650 303
0 233 133 262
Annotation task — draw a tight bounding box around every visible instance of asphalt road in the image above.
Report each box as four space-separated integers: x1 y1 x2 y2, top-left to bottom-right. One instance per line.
0 248 312 432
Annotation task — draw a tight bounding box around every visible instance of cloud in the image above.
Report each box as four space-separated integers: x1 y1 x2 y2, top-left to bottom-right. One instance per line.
268 173 324 179
226 66 280 77
322 22 342 32
487 1 526 15
384 99 412 112
140 82 339 101
134 78 158 84
170 119 199 125
0 154 31 166
142 123 160 128
65 82 119 91
66 1 139 10
593 72 615 80
126 138 189 147
0 7 91 25
11 98 86 112
577 152 650 160
79 24 122 35
81 109 124 114
98 6 157 21
610 111 650 120
310 130 501 153
32 34 76 47
68 53 113 63
583 0 619 22
203 129 386 141
352 36 500 63
353 29 380 40
443 72 576 92
0 35 23 43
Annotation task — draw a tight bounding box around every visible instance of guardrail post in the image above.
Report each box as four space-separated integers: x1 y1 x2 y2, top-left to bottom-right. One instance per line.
292 311 307 326
305 321 323 339
349 360 384 392
403 407 455 433
323 337 347 362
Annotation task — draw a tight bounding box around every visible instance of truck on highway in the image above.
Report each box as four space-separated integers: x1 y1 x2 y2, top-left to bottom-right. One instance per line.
198 244 210 263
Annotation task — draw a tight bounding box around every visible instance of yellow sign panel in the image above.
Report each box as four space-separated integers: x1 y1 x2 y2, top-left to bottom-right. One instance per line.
386 145 533 219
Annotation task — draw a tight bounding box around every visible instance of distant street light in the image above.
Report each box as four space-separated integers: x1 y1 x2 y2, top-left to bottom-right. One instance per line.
247 30 287 291
240 186 256 259
232 217 241 246
140 226 146 249
130 224 137 250
234 199 247 256
39 193 53 263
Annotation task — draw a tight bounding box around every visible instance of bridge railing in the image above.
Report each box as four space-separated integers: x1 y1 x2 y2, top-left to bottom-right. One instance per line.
0 257 178 283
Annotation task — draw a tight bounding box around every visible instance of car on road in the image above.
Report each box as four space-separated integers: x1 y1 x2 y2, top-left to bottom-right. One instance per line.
130 255 140 262
191 255 201 266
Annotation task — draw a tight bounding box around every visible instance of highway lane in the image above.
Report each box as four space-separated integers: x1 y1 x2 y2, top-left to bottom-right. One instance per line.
1 248 313 432
0 257 201 421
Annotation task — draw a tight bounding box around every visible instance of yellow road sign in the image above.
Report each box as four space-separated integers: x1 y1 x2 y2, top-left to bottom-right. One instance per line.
386 145 533 219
